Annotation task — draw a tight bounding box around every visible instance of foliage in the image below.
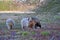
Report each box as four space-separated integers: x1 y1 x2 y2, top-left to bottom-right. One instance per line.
34 0 60 13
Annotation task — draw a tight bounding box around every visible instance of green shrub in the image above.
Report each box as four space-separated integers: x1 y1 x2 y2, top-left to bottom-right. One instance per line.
41 31 50 36
54 15 60 19
21 31 29 36
31 31 35 34
30 38 33 40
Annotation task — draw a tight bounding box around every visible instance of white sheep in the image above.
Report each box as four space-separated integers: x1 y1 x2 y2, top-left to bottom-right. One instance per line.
21 17 32 30
6 18 15 30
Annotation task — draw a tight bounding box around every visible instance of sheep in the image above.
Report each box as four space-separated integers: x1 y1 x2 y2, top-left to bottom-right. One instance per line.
6 18 15 30
21 17 41 30
21 17 31 30
29 17 41 29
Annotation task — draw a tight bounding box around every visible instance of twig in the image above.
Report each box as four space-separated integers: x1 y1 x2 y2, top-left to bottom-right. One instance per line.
50 36 55 40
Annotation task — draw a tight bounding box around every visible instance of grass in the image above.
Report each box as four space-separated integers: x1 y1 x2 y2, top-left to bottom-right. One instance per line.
21 31 29 36
41 31 50 36
54 15 60 19
31 31 36 35
0 1 36 11
0 13 59 28
30 38 33 40
0 1 10 11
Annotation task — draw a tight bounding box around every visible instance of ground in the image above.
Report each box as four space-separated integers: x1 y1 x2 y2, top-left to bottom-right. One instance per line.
0 26 60 40
0 0 60 40
0 13 60 40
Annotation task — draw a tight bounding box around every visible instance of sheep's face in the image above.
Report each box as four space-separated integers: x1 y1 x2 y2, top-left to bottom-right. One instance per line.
9 23 13 29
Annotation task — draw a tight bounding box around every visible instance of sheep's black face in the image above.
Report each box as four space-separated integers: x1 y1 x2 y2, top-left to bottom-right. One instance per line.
35 22 41 29
9 23 13 29
10 25 12 29
28 19 41 29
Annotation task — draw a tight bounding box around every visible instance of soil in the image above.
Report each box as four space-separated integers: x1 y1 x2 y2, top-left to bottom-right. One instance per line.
0 23 60 40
